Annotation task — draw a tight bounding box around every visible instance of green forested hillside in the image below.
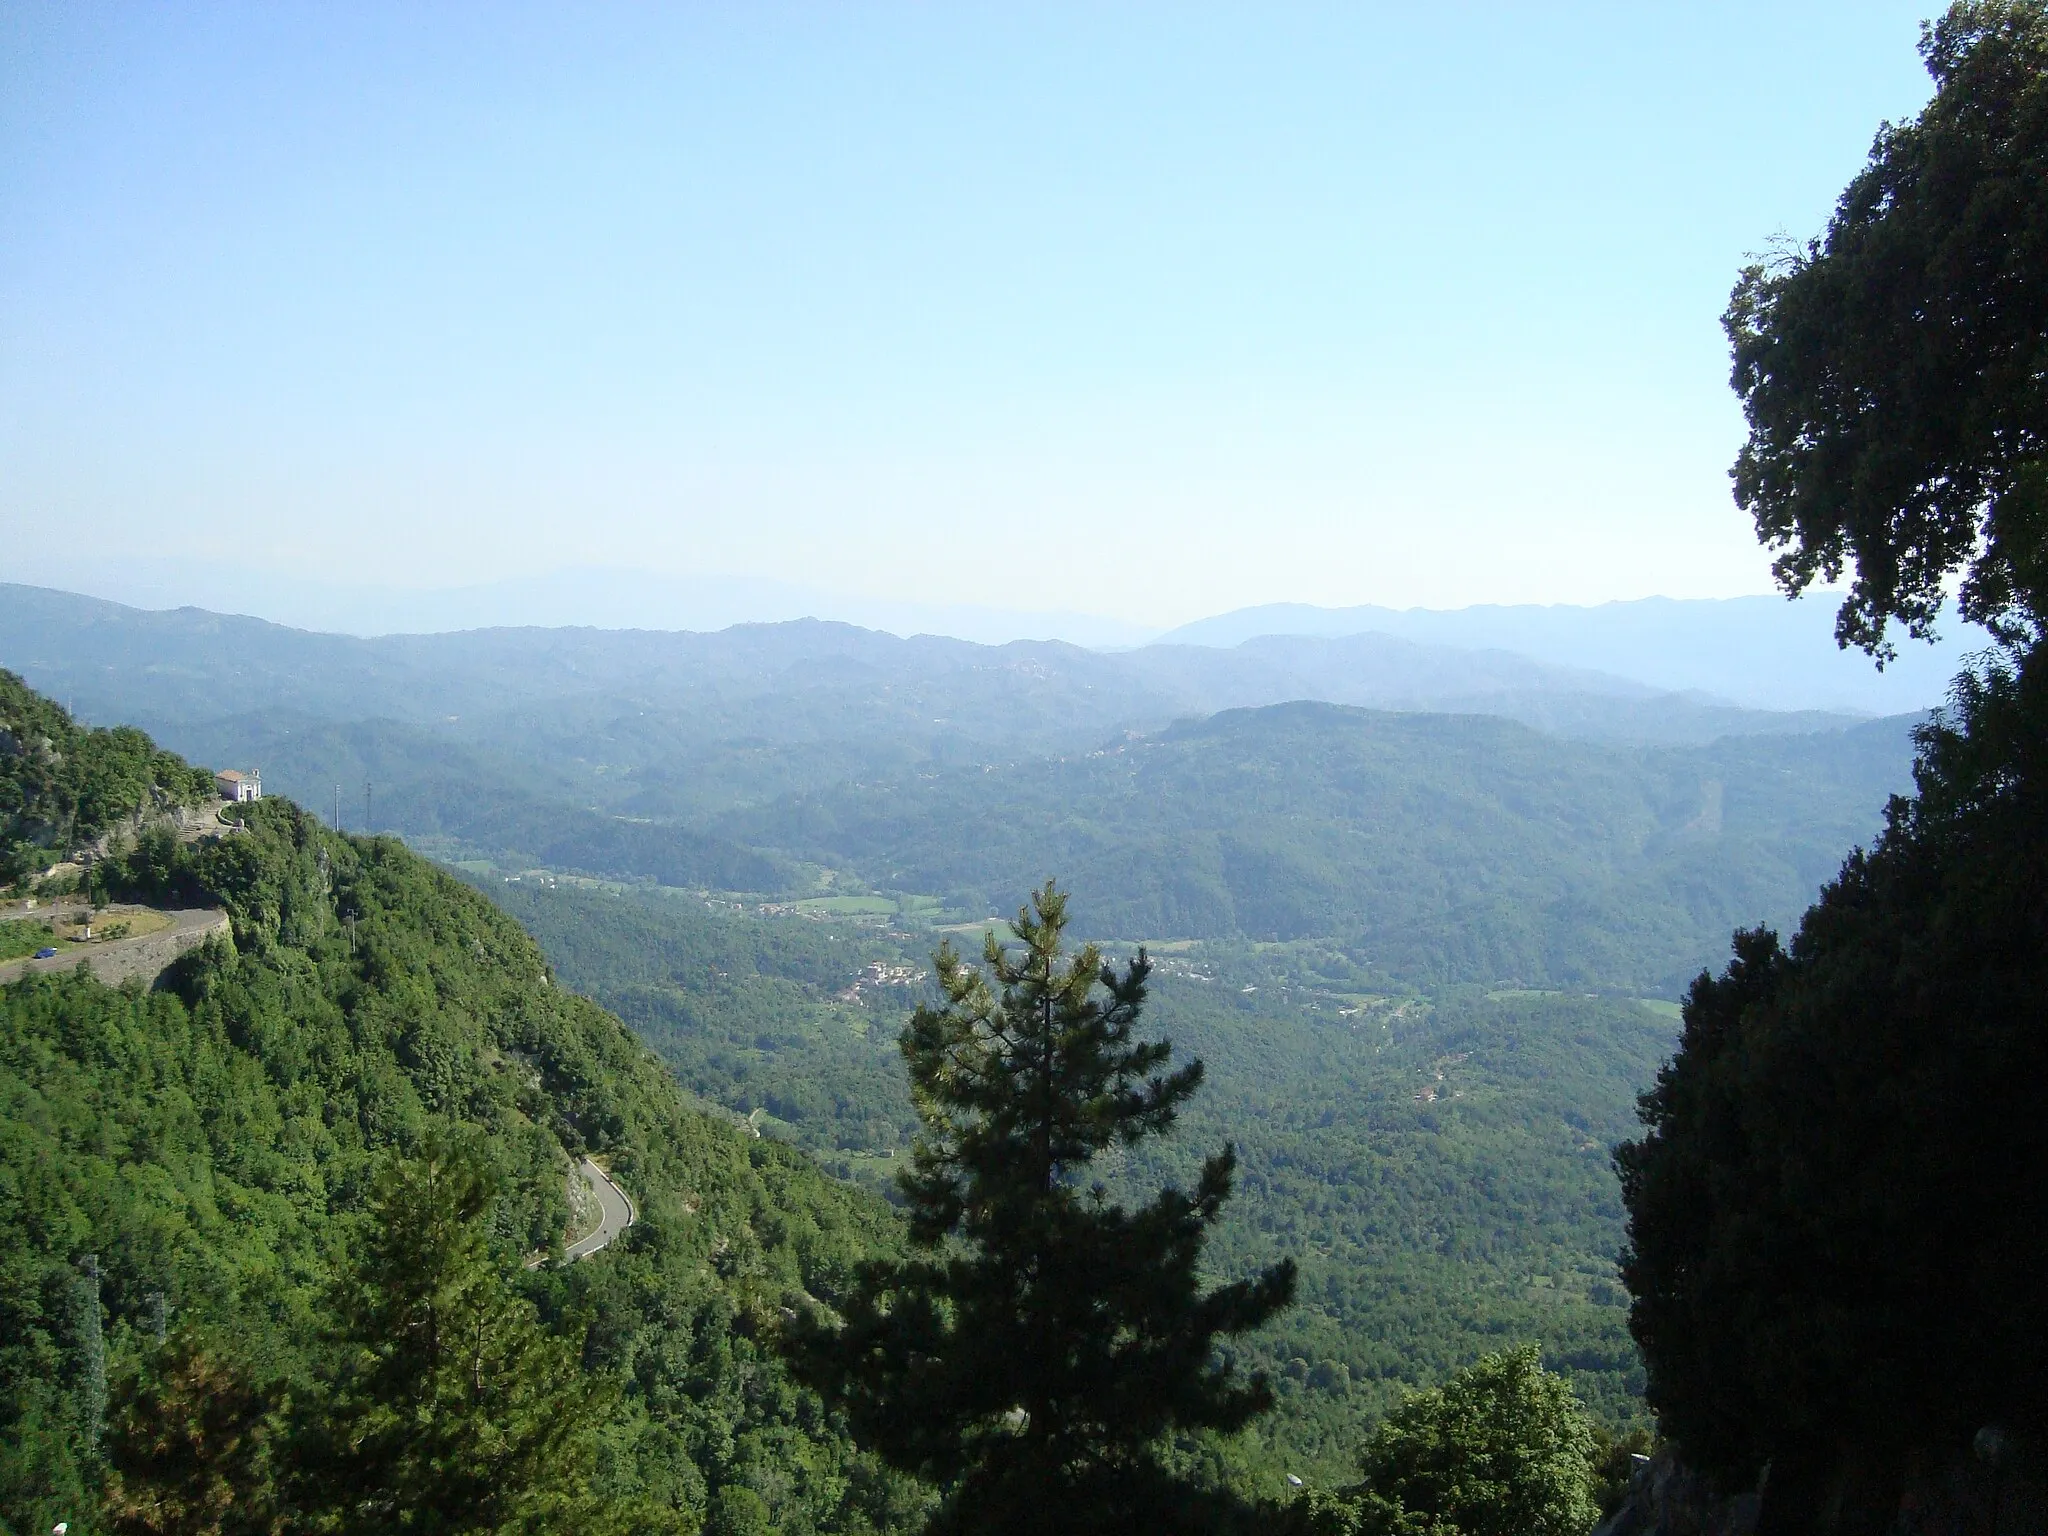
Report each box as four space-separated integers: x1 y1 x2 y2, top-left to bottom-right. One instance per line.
481 876 1675 1483
1130 978 1669 1475
0 787 922 1534
162 710 793 891
163 700 1916 993
0 654 1922 1515
719 702 1916 993
19 589 1917 1001
219 693 1916 1007
0 669 215 882
0 677 1689 1520
481 877 924 1156
4 585 1861 760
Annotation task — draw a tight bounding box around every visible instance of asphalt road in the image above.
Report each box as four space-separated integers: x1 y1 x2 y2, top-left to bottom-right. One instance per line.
0 907 230 988
565 1158 635 1261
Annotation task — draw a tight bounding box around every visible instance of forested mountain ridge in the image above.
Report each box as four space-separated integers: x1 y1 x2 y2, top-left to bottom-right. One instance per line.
6 582 1862 757
128 691 1918 1000
2 589 1919 994
0 669 215 881
0 704 922 1534
718 701 1918 994
166 708 794 893
476 873 1677 1481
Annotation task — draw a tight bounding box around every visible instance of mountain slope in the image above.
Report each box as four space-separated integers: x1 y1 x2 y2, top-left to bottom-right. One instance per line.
720 701 1919 994
0 669 215 880
6 584 1863 760
154 710 792 890
1159 594 1982 714
472 874 1679 1484
0 724 920 1533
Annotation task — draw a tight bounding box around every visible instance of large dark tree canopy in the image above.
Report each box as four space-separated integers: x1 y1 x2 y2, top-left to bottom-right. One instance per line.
1615 653 2048 1492
1620 6 2048 1518
1728 1 2048 654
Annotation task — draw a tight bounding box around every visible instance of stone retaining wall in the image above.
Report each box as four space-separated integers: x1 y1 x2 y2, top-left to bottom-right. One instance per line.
0 909 231 989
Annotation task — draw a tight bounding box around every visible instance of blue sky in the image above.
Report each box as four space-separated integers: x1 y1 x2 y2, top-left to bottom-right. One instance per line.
2 2 1938 627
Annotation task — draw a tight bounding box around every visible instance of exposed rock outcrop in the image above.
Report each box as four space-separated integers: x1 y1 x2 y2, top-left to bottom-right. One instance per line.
1597 1438 2047 1536
1594 1451 1757 1536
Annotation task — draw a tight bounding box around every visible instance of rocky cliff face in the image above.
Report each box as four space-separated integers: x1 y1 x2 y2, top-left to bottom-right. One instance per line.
1594 1451 1758 1536
1597 1439 2046 1536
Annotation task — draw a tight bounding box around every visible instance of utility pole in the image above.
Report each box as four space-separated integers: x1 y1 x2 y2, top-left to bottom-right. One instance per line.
335 783 343 830
364 780 373 834
76 1255 105 1454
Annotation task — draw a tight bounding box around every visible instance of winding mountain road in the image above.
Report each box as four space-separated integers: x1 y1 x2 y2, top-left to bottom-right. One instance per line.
0 907 229 988
565 1158 635 1261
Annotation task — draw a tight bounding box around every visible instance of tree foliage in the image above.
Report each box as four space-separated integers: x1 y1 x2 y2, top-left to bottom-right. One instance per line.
102 1335 285 1536
1350 1346 1595 1536
1287 1347 1599 1536
313 1135 610 1535
0 668 215 883
101 1137 614 1536
793 883 1296 1535
1727 1 2048 654
1617 648 2048 1493
0 739 922 1535
1618 3 2048 1514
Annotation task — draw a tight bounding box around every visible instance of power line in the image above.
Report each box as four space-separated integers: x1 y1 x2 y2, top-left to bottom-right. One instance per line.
76 1255 104 1453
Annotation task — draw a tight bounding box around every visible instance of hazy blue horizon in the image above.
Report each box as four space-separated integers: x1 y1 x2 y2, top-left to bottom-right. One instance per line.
4 566 1982 717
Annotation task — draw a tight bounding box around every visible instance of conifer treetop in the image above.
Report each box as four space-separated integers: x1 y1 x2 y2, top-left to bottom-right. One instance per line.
793 880 1295 1536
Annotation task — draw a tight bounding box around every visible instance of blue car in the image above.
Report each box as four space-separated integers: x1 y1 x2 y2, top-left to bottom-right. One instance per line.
33 947 57 959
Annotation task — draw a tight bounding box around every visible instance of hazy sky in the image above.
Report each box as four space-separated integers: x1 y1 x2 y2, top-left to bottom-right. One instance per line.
2 2 1938 627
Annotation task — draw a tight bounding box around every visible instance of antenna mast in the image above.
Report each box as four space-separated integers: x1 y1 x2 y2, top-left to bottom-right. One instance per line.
76 1255 105 1453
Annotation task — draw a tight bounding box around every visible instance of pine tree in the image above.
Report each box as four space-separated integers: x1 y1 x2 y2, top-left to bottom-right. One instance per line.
101 1334 285 1536
310 1134 612 1535
793 882 1295 1536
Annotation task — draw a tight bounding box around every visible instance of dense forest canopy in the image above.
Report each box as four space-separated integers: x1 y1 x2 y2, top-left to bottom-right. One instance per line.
480 872 1673 1479
1728 1 2048 655
1622 4 2048 1525
1618 643 2048 1510
0 673 1683 1528
0 669 214 883
0 745 923 1534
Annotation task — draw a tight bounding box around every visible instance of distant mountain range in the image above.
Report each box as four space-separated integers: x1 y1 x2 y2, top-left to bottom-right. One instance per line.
1161 594 1990 715
6 557 1160 649
0 582 1878 749
7 566 1988 716
0 582 1927 992
716 700 1919 993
